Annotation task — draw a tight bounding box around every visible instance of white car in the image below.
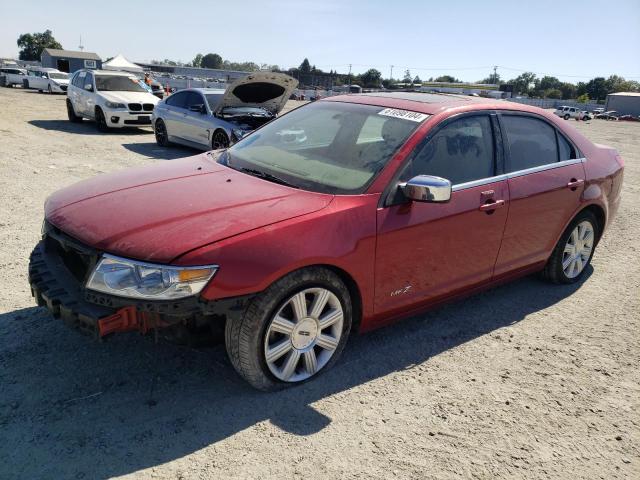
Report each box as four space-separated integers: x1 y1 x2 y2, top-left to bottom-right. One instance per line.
24 67 69 94
554 105 582 120
66 69 159 131
1 67 27 87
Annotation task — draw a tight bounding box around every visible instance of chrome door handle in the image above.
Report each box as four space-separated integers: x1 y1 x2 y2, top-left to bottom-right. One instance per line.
567 178 584 190
479 199 505 212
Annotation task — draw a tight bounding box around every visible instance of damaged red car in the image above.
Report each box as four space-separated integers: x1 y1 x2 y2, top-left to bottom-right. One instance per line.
29 92 624 390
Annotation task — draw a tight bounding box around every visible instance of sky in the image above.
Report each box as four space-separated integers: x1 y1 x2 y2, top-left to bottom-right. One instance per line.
1 0 639 83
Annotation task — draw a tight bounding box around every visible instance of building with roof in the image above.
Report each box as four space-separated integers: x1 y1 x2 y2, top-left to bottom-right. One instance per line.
605 92 640 116
41 49 102 73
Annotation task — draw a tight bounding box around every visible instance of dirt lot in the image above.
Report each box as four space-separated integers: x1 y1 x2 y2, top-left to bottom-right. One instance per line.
0 87 638 480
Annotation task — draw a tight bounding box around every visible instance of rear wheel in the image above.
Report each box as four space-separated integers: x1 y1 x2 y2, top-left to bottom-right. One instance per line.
225 267 352 391
563 114 570 120
66 100 82 123
95 107 109 132
542 210 599 284
211 129 229 150
154 118 170 146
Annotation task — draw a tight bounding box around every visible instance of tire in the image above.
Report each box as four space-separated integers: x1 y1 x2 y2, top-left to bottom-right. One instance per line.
541 210 599 284
211 129 230 150
225 267 353 391
563 114 570 120
47 85 52 94
95 107 109 132
154 118 170 146
66 100 82 123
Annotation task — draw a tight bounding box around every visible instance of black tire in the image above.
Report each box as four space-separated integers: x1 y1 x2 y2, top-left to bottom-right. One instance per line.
66 100 82 123
541 210 599 284
154 118 170 146
211 129 230 150
47 85 52 94
225 267 353 391
563 114 570 120
95 107 109 132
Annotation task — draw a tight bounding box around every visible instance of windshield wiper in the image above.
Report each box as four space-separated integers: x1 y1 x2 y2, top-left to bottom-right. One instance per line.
240 168 299 189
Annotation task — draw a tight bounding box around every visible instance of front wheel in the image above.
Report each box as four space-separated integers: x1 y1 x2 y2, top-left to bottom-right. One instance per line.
95 107 109 132
541 210 599 284
211 129 229 150
563 114 570 120
225 267 352 391
47 85 52 94
154 118 170 146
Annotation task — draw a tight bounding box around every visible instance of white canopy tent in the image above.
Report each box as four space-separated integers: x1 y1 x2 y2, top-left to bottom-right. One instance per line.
102 54 144 74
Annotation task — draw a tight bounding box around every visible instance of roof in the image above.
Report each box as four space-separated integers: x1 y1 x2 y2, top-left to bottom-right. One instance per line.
324 91 506 115
189 88 226 94
607 92 640 97
42 48 101 60
103 54 142 73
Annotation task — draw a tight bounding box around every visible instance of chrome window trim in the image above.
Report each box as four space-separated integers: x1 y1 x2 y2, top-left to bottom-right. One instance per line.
451 158 586 192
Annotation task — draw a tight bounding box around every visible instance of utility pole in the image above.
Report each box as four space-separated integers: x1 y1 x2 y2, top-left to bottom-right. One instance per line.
78 35 84 51
390 65 394 81
493 65 498 84
348 63 352 86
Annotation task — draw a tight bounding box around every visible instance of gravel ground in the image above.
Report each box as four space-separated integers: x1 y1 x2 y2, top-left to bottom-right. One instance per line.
0 87 638 480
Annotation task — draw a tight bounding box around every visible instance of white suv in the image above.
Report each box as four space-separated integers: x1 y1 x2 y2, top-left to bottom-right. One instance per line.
1 67 27 87
554 105 582 120
66 69 159 131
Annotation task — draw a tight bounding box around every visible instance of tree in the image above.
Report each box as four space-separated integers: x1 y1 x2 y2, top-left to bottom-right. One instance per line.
201 53 223 69
413 75 422 84
17 30 62 61
559 82 577 100
360 68 382 88
538 76 562 92
584 77 608 101
403 69 412 83
576 93 589 103
434 75 459 83
191 53 203 68
299 58 311 74
507 72 536 95
543 88 562 99
479 72 501 84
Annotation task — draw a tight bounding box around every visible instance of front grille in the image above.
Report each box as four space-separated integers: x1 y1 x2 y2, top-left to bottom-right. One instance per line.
143 103 154 112
43 222 98 284
60 85 67 91
128 103 142 111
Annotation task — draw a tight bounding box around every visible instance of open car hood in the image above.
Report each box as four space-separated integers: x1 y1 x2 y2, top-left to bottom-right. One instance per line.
216 72 298 115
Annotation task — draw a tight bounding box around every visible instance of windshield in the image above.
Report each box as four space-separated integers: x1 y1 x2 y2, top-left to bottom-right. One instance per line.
49 72 68 80
95 75 148 92
223 101 423 194
205 93 224 110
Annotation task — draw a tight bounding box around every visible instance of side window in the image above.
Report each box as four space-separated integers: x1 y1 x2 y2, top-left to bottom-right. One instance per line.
502 115 558 171
84 72 94 88
165 92 188 109
185 92 205 109
73 71 86 87
405 115 495 185
558 132 577 161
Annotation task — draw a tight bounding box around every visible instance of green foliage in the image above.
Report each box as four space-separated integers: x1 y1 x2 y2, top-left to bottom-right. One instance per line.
360 68 383 88
507 72 536 96
201 53 223 69
478 72 501 84
299 58 311 74
559 82 577 100
403 69 412 83
17 30 62 61
413 75 422 84
434 75 459 83
576 93 589 103
191 53 203 68
543 88 562 99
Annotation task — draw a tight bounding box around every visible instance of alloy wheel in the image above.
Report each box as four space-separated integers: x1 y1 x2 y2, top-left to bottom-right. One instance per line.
264 288 344 382
562 221 594 279
155 120 168 145
212 131 229 150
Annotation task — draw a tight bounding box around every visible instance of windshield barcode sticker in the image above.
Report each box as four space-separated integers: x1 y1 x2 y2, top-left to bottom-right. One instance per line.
378 108 429 122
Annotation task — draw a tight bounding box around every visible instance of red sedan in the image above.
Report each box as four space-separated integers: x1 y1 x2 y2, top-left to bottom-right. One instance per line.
30 92 624 390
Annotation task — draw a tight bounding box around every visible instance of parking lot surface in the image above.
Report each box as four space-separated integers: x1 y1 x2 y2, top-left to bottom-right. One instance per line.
0 87 638 479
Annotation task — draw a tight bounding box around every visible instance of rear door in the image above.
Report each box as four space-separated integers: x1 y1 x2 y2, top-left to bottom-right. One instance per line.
162 91 189 139
374 113 510 320
493 113 585 277
69 71 87 114
181 91 213 146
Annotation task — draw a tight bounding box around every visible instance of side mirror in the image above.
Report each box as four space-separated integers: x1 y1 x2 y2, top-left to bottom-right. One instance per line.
84 83 93 92
189 104 206 113
401 175 452 203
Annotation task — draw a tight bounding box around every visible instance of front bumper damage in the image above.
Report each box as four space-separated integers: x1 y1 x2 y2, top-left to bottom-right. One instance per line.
28 226 252 339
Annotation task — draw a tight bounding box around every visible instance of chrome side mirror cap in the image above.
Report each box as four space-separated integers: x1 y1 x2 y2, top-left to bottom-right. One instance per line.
401 175 452 203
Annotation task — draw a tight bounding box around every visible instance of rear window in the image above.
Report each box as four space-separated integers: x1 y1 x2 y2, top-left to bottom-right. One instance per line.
502 116 558 171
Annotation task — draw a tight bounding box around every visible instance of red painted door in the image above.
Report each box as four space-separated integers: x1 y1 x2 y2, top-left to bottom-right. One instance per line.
373 114 509 320
493 114 586 277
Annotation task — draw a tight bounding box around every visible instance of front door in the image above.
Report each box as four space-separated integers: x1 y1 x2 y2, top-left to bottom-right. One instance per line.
182 91 213 147
374 114 509 320
493 113 586 277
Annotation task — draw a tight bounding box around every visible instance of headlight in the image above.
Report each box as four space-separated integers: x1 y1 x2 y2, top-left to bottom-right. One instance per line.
232 128 249 140
86 254 218 300
105 101 126 109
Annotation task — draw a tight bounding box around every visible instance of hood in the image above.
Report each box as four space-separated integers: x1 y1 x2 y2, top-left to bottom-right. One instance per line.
99 90 159 104
217 72 298 115
45 153 332 263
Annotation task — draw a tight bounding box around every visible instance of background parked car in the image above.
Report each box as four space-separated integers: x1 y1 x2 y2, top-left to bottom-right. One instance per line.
554 105 582 120
153 72 297 150
580 110 593 121
23 67 69 93
0 67 27 87
66 69 159 131
595 110 619 120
